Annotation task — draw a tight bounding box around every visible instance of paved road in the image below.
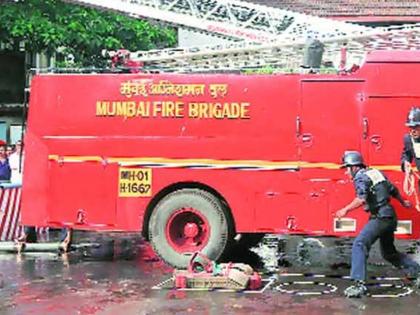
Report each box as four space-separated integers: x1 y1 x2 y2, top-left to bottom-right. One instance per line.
0 235 419 315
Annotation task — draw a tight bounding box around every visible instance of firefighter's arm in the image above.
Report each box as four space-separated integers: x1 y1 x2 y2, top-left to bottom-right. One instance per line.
336 173 367 218
336 197 365 218
401 134 414 172
390 183 412 208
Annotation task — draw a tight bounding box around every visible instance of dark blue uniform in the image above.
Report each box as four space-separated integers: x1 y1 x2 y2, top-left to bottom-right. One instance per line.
350 168 419 281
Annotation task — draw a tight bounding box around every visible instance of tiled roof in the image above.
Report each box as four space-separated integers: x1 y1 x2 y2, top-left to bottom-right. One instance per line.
245 1 420 17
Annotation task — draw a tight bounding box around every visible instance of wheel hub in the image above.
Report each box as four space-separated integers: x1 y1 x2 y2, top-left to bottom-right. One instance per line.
166 207 210 253
184 222 199 238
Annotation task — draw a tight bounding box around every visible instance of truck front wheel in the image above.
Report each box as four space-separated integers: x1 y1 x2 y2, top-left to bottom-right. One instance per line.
148 188 231 268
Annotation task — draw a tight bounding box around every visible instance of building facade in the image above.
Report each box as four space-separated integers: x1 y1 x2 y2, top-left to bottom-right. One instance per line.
0 50 53 144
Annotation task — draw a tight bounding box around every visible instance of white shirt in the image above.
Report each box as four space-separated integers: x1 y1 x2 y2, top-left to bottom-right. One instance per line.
9 152 24 184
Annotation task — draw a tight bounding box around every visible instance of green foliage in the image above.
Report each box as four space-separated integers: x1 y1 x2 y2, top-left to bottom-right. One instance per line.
0 0 177 66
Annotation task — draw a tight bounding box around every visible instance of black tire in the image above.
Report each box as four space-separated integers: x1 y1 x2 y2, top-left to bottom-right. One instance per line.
148 188 231 268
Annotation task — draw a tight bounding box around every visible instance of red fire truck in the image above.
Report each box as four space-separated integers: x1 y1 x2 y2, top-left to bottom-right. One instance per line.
21 50 420 267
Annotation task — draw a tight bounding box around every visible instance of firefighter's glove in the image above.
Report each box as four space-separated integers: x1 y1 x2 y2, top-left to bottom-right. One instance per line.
335 208 348 218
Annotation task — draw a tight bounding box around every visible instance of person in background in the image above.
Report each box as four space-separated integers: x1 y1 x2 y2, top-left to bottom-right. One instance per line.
6 145 14 158
401 107 420 210
0 146 11 181
8 140 23 184
401 107 420 173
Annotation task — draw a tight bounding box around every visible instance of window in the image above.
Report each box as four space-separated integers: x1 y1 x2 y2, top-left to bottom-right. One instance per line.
0 122 6 144
10 125 23 144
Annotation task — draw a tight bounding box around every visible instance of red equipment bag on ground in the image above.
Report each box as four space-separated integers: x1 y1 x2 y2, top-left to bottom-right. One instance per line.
174 252 261 290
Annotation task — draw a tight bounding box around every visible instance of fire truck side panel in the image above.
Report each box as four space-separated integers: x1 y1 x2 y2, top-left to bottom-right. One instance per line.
298 80 364 235
46 162 118 227
249 78 364 235
22 74 303 233
360 57 420 238
299 80 363 176
20 132 49 226
20 51 420 242
24 74 300 162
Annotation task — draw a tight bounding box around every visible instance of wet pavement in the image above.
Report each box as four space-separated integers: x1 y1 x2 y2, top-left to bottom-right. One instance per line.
0 233 419 315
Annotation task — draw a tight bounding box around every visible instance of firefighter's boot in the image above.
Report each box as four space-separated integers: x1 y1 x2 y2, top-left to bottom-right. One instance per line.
344 281 368 298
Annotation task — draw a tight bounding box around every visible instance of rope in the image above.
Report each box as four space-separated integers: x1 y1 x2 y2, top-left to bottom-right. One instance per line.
276 273 414 298
275 281 338 295
274 280 413 297
154 273 414 297
278 272 405 280
366 283 414 298
403 165 420 212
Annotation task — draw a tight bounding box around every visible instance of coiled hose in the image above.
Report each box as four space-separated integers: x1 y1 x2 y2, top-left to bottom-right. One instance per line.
403 165 420 211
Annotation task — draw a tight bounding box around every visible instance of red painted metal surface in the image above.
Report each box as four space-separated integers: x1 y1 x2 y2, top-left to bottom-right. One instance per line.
20 50 420 242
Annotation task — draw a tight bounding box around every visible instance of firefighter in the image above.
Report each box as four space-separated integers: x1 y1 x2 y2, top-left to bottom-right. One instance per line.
335 151 420 298
401 107 420 210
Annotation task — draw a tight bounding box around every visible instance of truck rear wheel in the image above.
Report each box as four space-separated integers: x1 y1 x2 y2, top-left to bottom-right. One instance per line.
148 188 231 268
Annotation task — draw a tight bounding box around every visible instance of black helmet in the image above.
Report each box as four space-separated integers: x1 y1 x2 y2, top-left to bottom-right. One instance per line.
406 107 420 127
341 151 365 168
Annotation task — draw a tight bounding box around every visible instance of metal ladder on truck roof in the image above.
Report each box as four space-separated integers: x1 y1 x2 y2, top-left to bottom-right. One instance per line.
63 0 375 44
129 24 420 72
63 0 420 72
